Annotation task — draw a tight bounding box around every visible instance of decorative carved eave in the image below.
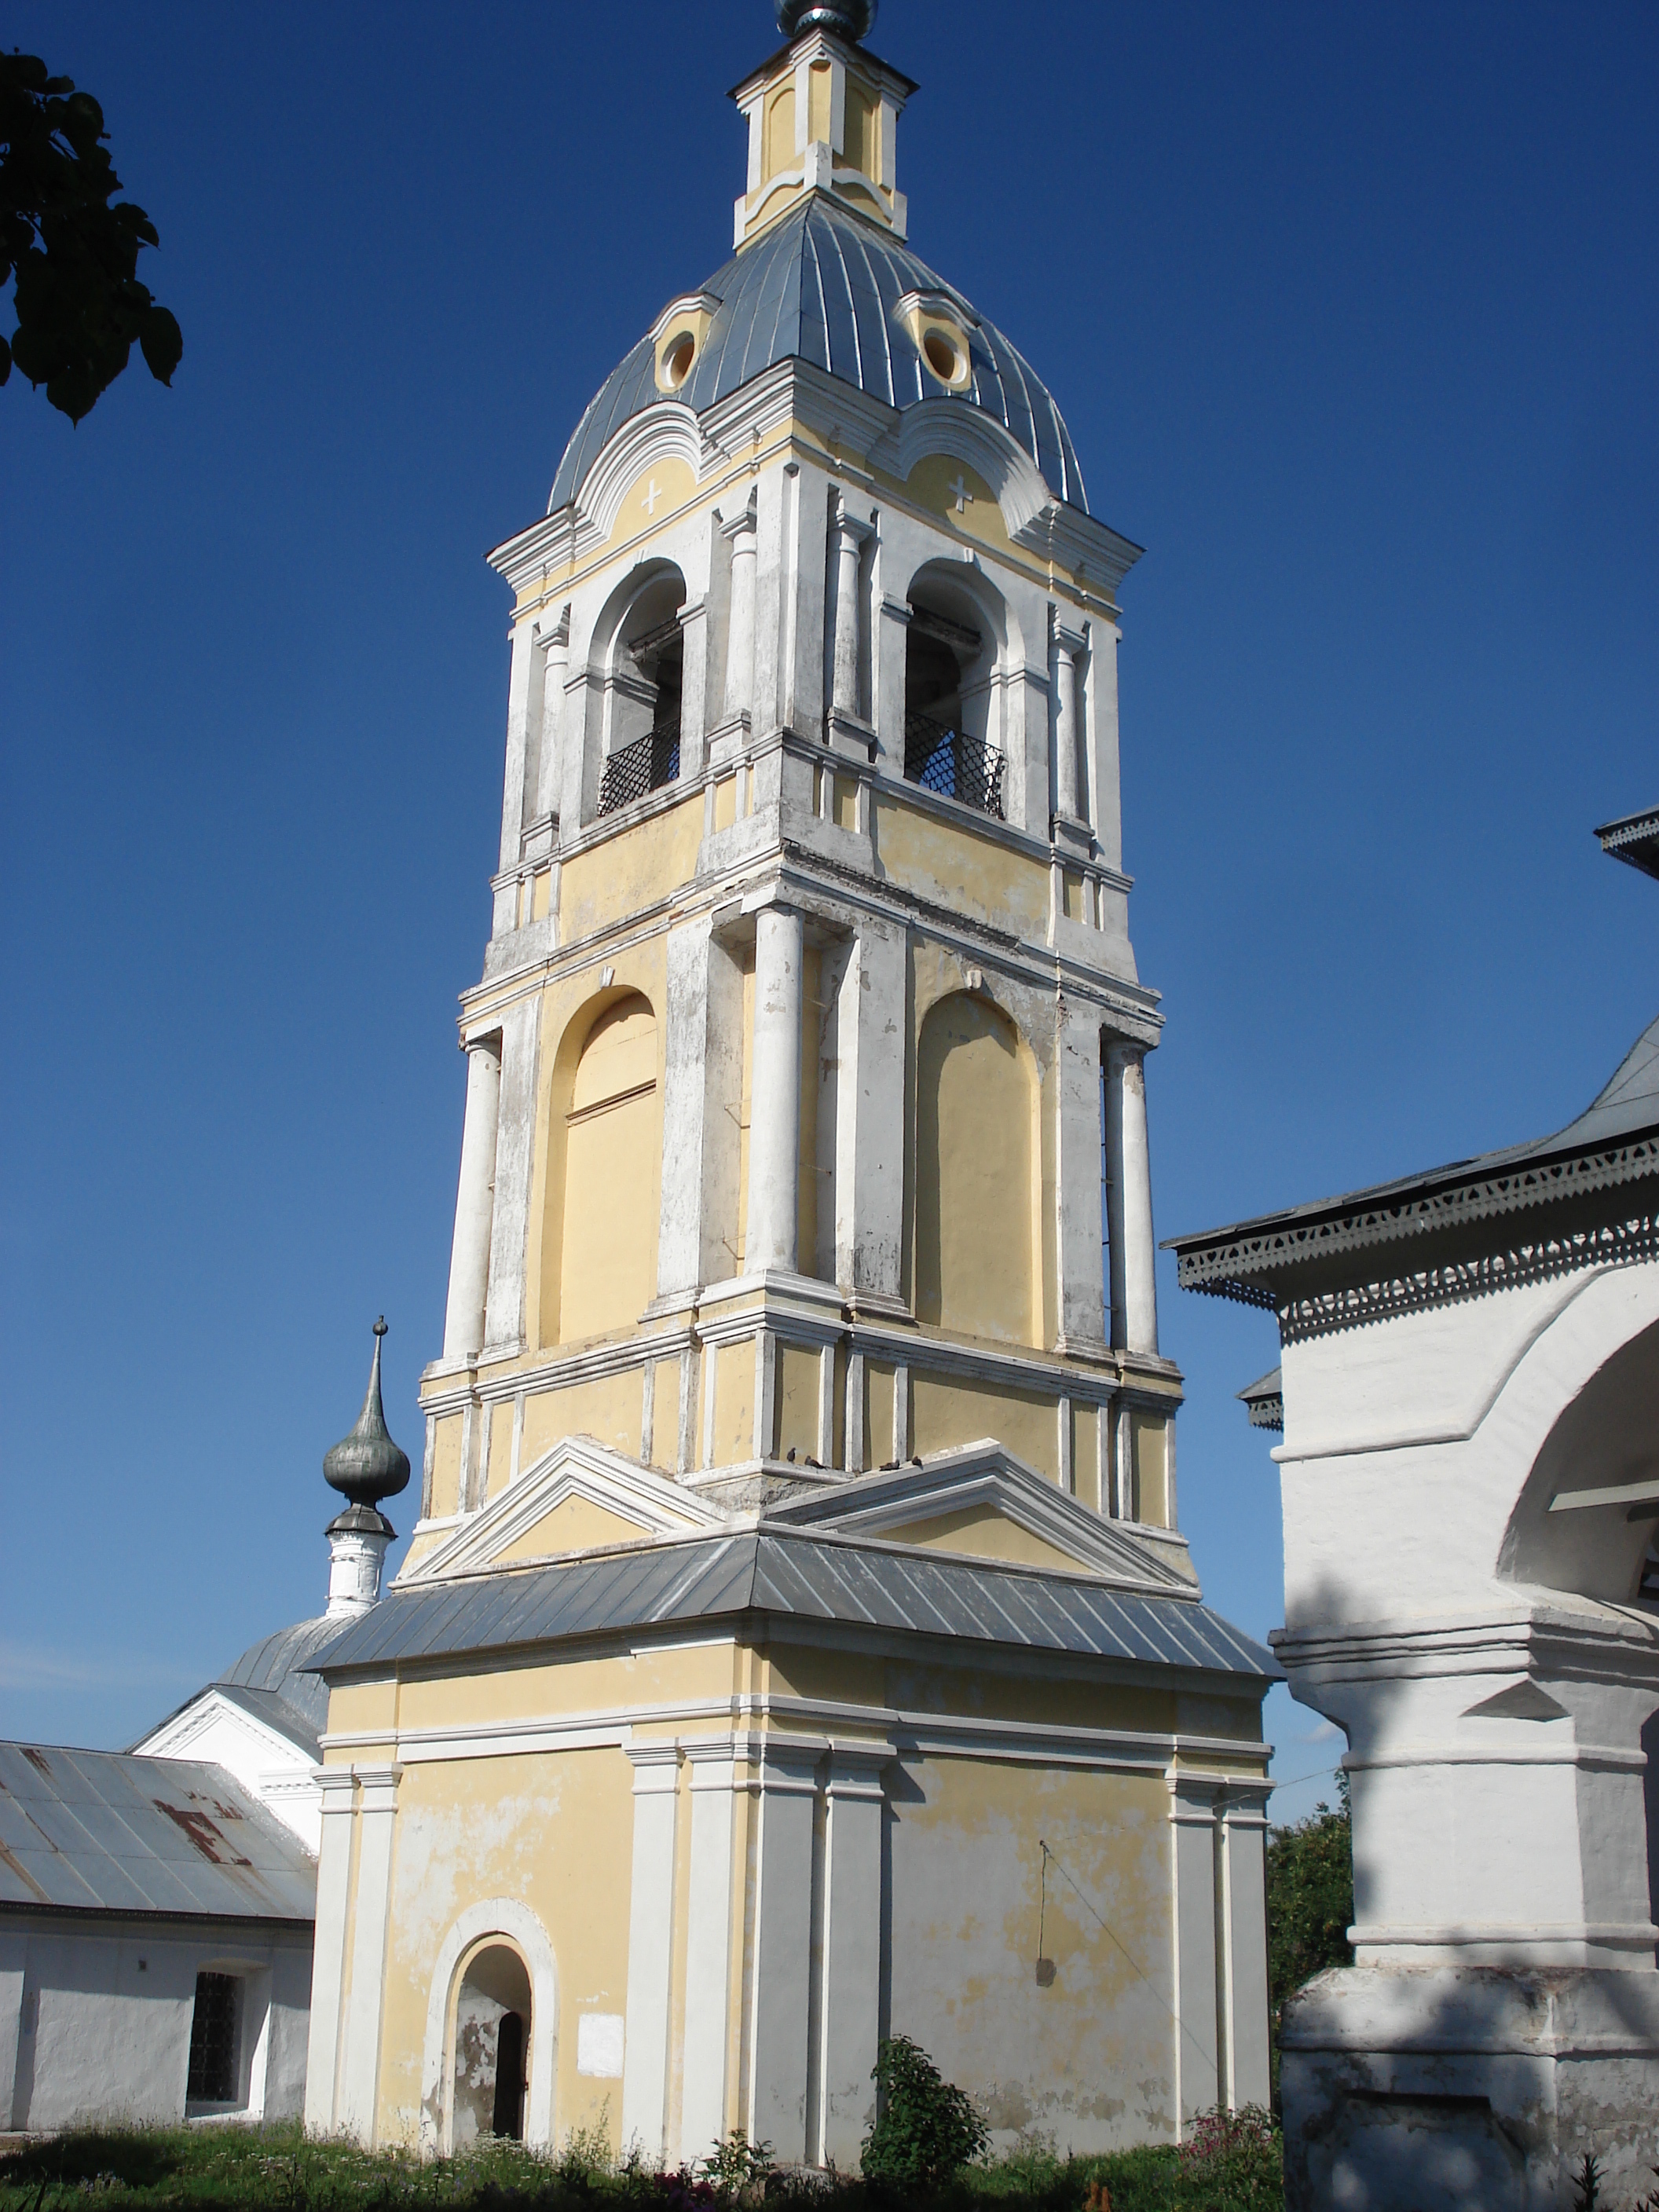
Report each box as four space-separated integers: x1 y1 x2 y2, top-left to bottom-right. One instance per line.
1598 804 1659 882
1168 1012 1659 1338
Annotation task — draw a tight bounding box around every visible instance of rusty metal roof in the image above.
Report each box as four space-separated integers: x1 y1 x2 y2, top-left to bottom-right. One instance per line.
0 1742 316 1921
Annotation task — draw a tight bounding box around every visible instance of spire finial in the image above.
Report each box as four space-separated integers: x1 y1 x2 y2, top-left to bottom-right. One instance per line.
323 1315 411 1510
775 0 877 42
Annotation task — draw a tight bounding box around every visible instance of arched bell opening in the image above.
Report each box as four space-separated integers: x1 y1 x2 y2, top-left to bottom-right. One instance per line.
903 565 1006 819
450 1940 533 2147
595 564 687 815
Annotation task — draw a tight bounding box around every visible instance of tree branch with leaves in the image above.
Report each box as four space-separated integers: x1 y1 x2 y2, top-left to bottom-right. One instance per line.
1 48 181 422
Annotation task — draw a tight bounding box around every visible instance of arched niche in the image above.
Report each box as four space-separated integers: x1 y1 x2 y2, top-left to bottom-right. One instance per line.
549 991 660 1346
419 1899 558 2155
1500 1314 1659 1606
914 989 1039 1346
452 1942 532 2145
902 561 1015 818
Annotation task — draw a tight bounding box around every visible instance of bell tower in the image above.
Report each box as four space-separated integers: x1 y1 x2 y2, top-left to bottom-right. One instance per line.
406 0 1180 1573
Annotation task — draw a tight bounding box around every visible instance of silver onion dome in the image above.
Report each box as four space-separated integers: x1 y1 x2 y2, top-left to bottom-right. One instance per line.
322 1317 411 1509
775 0 877 40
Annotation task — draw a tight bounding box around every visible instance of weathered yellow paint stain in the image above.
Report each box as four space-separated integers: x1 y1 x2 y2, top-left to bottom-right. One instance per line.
520 1371 642 1465
1072 1401 1100 1514
832 771 859 831
910 1370 1058 1484
495 1492 650 1565
775 1342 822 1463
391 1639 741 1735
915 993 1037 1346
873 793 1051 942
1062 868 1085 922
485 1402 515 1501
881 1505 1083 1573
712 772 737 833
558 796 702 948
428 1415 463 1520
1130 1412 1169 1529
712 1339 755 1465
650 1358 682 1468
560 995 659 1345
865 1361 896 1468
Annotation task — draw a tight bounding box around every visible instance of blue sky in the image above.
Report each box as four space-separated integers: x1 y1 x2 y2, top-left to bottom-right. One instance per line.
3 1 1655 1826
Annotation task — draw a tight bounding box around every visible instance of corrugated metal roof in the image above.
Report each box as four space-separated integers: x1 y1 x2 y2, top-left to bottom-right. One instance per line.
307 1532 1279 1683
1167 1009 1659 1302
0 1744 317 1921
549 198 1090 515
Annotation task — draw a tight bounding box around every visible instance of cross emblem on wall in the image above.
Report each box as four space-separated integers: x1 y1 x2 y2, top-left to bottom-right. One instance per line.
642 479 663 516
948 473 972 515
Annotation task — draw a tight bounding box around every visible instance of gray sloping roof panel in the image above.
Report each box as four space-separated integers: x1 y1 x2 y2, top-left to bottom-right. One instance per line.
1167 1009 1659 1295
306 1533 1279 1683
218 1614 339 1737
548 199 1090 516
0 1743 316 1920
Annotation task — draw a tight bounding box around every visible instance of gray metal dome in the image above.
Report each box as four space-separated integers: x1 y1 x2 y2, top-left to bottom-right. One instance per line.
548 197 1089 517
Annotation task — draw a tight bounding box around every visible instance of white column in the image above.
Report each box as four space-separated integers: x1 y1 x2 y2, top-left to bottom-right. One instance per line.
302 1766 358 2131
1106 1042 1158 1355
745 906 804 1276
339 1765 402 2143
745 1746 819 2164
1221 1786 1272 2110
722 507 758 720
535 617 569 821
325 1516 391 1616
818 1751 886 2169
679 1745 738 2163
838 918 906 1303
1054 1003 1107 1348
1053 620 1084 822
0 1932 26 2130
830 500 872 721
442 1038 501 1364
482 998 540 1357
621 1745 680 2163
1169 1775 1220 2132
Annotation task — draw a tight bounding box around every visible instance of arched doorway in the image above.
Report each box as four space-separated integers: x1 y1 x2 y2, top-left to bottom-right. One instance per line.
451 1943 533 2145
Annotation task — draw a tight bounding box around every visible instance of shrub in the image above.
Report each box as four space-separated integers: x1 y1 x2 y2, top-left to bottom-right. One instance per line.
860 2034 990 2192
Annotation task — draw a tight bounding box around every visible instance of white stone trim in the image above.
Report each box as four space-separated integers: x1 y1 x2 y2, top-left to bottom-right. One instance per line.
620 1745 681 2160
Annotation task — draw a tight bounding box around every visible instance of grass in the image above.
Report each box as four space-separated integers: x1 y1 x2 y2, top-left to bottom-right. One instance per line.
0 2118 1283 2212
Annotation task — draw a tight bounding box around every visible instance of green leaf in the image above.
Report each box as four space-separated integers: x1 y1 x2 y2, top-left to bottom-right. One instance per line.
138 304 181 384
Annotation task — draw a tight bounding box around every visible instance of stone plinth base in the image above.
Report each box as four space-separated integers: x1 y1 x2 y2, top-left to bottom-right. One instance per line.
1281 1963 1659 2211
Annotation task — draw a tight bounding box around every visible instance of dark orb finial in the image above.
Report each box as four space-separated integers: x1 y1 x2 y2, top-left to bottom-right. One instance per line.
323 1316 412 1510
775 0 877 43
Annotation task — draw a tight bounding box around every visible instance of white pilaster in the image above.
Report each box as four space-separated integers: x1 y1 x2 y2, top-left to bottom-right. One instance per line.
0 1932 26 2131
442 1038 501 1364
339 1765 402 2143
838 919 906 1302
722 507 758 721
745 906 804 1275
325 1518 392 1617
1221 1786 1272 2110
499 619 536 870
818 1750 886 2168
746 1745 820 2163
830 499 873 722
535 617 569 822
302 1765 360 2130
1106 1042 1158 1355
1052 619 1084 823
482 998 541 1357
1169 1775 1220 2130
657 915 715 1300
680 1745 738 2163
621 1745 681 2163
1083 617 1123 873
1055 1002 1107 1348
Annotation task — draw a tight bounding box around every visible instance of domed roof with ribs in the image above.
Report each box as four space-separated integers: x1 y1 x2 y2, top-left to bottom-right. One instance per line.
548 197 1089 518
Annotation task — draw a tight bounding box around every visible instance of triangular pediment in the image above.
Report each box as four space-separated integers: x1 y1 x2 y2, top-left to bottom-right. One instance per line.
396 1435 727 1584
764 1441 1193 1590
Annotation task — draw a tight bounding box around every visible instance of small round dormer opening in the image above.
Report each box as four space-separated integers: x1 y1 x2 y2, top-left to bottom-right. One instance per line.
660 330 697 391
924 330 959 383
